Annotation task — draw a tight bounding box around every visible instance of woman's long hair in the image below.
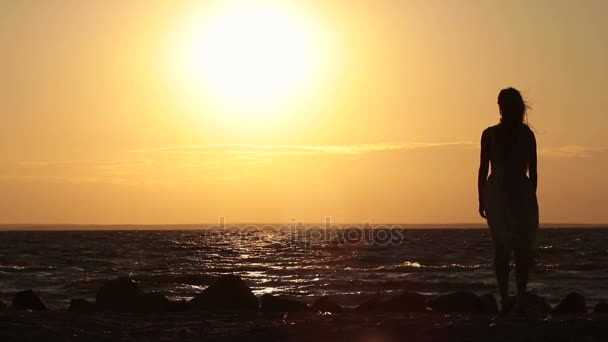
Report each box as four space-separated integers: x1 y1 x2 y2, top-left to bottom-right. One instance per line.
496 87 531 161
497 87 530 126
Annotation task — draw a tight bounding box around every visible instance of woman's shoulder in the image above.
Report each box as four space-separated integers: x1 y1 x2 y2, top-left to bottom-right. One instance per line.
485 123 533 133
481 125 498 145
482 124 500 136
521 124 535 138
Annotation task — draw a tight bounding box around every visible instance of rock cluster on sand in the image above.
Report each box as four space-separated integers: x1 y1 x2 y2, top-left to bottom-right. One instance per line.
95 277 170 313
261 294 307 312
189 274 259 311
357 292 427 312
95 277 142 311
553 292 587 315
6 274 606 319
520 293 552 315
12 290 48 311
68 298 96 313
428 292 498 314
595 302 608 314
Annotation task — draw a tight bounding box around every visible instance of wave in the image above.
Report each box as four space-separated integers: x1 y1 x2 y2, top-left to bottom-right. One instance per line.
0 265 55 273
372 262 492 273
539 263 608 271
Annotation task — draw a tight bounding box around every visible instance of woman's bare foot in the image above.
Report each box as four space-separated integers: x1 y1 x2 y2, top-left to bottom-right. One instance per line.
510 296 529 320
497 297 516 318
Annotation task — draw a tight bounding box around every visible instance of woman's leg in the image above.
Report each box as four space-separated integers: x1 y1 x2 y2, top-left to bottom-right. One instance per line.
494 244 511 307
514 248 531 303
514 224 537 306
485 185 515 311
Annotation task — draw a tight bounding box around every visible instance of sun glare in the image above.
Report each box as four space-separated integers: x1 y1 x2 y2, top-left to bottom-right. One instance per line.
173 2 330 121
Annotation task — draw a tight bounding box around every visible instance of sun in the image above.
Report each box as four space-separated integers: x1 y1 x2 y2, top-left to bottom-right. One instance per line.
172 2 329 119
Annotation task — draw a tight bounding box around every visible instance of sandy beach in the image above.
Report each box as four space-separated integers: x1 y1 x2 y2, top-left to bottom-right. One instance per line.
2 274 608 342
2 309 608 342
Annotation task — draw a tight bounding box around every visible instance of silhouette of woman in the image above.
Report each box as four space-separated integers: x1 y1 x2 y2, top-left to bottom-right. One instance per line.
478 87 539 315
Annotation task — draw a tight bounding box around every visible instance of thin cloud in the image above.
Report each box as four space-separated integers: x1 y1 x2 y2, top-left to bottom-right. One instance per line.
0 159 154 184
14 159 153 168
540 145 608 159
130 142 475 158
0 174 130 184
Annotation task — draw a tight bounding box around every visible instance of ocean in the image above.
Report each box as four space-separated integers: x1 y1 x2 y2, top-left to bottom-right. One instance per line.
1 227 607 309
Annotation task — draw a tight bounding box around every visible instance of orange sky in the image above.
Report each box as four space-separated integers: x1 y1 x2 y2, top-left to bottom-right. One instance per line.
1 0 607 225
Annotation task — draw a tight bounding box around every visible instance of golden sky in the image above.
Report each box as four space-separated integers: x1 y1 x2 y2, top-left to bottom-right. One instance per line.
1 0 607 224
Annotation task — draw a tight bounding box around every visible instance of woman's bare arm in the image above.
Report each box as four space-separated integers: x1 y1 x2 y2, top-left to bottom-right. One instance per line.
529 131 538 193
478 129 490 218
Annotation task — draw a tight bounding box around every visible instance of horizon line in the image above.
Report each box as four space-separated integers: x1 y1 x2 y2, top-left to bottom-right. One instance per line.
1 222 606 231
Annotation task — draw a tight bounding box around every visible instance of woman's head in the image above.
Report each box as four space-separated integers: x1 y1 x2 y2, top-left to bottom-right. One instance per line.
497 87 529 125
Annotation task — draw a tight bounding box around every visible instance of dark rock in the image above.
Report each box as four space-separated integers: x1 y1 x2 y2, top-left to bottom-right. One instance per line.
0 300 6 310
509 293 552 316
167 299 190 312
428 292 485 314
594 302 608 314
525 293 552 315
479 293 499 314
96 278 173 313
177 328 195 339
356 296 385 312
553 292 586 315
356 292 426 312
95 277 143 312
68 298 96 313
384 292 427 312
137 292 171 312
312 296 342 313
12 290 48 311
189 274 258 311
261 294 307 312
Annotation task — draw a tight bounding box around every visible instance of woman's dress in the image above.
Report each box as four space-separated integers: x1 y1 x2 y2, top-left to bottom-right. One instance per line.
483 124 539 257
